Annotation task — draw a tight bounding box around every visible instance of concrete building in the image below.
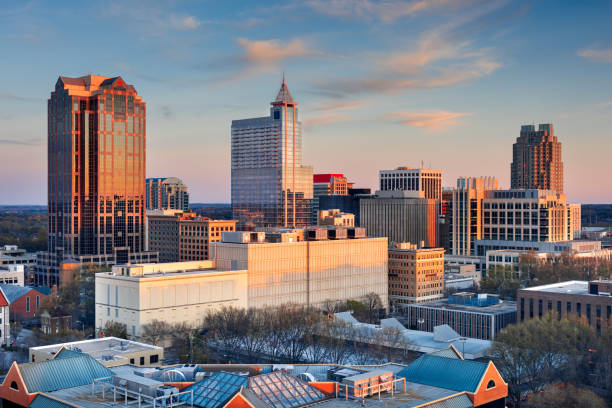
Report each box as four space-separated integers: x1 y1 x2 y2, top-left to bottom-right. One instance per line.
445 255 487 278
403 293 517 340
511 123 563 193
568 203 581 239
360 190 439 247
449 177 499 256
145 177 190 211
1 245 36 285
319 188 372 226
0 287 9 346
379 167 442 201
319 209 355 227
147 210 237 262
474 238 603 257
38 75 157 287
444 264 480 292
388 243 445 307
518 280 612 334
213 229 388 310
482 189 573 243
231 76 313 229
0 264 25 286
29 337 164 367
95 261 248 339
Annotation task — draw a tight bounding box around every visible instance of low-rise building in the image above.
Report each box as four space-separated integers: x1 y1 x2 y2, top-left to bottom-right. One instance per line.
95 260 248 339
0 286 9 346
1 245 36 285
29 337 164 367
0 284 51 322
402 292 517 340
474 238 603 257
214 228 388 310
40 309 72 335
147 210 237 262
444 264 480 292
319 209 355 227
388 243 444 307
445 254 487 278
0 264 25 286
518 279 612 334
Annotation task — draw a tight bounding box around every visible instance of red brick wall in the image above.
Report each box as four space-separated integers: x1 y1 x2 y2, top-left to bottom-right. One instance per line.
9 290 46 320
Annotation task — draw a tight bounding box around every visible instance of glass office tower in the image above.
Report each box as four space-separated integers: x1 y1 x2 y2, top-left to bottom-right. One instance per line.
231 77 313 229
37 75 157 286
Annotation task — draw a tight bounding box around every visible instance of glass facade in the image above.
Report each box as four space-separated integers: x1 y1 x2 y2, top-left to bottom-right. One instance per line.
40 75 152 286
231 79 313 229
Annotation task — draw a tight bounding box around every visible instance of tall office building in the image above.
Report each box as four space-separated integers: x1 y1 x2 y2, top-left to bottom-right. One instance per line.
449 177 499 256
231 77 313 229
146 177 189 211
379 167 442 201
511 124 563 193
37 75 157 287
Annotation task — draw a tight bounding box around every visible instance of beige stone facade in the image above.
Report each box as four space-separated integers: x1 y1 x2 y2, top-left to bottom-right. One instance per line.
388 243 445 307
568 203 581 239
319 209 355 227
95 261 247 339
213 231 388 310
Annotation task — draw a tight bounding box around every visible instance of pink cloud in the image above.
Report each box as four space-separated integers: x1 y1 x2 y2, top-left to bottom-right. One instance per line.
384 111 471 132
578 48 612 63
237 38 315 65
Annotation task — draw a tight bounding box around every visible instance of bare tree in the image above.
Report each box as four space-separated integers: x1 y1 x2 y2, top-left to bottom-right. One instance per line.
363 292 382 324
140 320 172 346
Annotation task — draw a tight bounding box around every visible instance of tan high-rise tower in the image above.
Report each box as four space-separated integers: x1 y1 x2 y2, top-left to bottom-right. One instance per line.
511 124 563 193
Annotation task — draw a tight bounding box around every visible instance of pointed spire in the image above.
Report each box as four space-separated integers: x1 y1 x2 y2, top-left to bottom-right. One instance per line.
274 73 294 104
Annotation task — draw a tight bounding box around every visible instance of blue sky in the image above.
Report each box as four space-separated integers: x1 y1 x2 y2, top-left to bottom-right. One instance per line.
1 0 611 204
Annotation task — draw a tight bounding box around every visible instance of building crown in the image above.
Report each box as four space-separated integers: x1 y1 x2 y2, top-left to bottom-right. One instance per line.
273 73 294 104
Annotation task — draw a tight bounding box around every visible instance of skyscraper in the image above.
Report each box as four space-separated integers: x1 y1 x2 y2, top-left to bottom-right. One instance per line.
146 177 189 211
511 124 563 193
231 76 313 229
37 75 157 287
379 167 442 200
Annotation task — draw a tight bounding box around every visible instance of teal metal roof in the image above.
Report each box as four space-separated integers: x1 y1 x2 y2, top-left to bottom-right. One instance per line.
397 355 488 393
30 393 80 408
53 347 84 359
18 354 114 393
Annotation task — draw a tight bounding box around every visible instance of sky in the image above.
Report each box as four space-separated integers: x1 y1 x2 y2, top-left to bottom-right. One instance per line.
1 0 611 205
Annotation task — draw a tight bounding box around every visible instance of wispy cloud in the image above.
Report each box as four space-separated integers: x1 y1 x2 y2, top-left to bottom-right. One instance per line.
0 92 39 102
384 111 471 132
595 101 612 108
303 112 350 130
170 15 202 30
578 48 612 63
0 138 41 146
213 37 318 82
307 0 469 23
312 99 369 111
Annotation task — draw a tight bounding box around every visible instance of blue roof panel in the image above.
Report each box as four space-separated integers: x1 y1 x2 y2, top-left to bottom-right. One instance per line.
248 371 327 408
30 393 79 408
397 355 488 393
180 372 248 408
53 347 84 359
18 354 114 393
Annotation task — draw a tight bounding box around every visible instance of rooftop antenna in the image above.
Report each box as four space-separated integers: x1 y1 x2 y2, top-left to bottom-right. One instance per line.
282 72 286 85
421 160 424 169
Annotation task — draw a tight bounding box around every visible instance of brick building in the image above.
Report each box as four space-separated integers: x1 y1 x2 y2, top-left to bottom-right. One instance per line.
518 280 612 334
0 285 51 321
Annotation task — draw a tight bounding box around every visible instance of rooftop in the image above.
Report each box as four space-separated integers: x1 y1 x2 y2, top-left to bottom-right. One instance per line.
412 297 517 315
30 337 162 362
0 284 51 302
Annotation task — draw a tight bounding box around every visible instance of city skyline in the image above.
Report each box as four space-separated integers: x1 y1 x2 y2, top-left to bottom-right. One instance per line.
1 1 612 204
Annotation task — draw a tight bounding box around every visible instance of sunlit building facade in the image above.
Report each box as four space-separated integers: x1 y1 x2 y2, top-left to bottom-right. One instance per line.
37 75 157 287
511 124 563 193
146 177 189 211
379 167 442 201
231 77 313 229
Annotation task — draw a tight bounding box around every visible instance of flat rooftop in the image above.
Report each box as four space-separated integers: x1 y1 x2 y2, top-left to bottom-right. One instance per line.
522 280 588 295
412 298 517 314
30 337 162 360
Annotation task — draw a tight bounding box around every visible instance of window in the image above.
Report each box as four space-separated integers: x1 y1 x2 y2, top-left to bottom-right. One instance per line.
150 354 159 364
36 296 39 310
10 381 19 391
130 358 135 364
140 356 145 365
486 380 496 389
26 297 30 313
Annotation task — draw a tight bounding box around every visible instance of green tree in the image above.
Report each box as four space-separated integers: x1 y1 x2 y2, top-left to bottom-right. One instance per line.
57 264 109 329
479 265 521 299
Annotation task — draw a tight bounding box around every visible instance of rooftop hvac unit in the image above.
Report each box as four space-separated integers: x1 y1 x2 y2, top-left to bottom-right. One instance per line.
347 227 366 238
327 228 347 240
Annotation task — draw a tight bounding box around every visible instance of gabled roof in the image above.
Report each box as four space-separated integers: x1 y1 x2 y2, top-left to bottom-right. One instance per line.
397 355 488 393
248 371 327 408
273 75 294 104
17 354 114 393
427 345 464 360
53 346 84 360
419 392 473 408
30 393 81 408
0 286 9 307
0 284 31 303
180 371 248 408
